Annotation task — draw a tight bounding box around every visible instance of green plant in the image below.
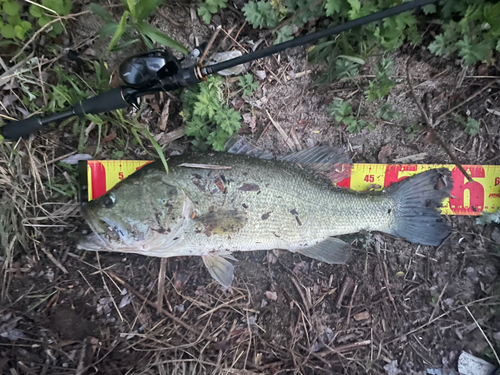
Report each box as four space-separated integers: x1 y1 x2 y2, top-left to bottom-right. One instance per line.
198 0 227 24
91 1 188 54
327 98 373 134
376 102 401 121
238 73 259 96
29 0 72 37
182 76 242 151
454 114 480 136
405 123 421 140
476 208 500 225
0 0 32 40
428 1 500 65
365 57 395 101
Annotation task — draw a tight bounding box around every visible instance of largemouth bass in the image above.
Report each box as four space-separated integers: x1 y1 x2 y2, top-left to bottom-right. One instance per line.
78 145 452 287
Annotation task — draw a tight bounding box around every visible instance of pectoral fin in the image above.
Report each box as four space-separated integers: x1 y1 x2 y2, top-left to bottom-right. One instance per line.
296 237 351 264
202 253 235 288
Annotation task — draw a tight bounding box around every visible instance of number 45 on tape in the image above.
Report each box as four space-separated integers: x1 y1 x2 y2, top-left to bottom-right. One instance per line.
79 161 500 216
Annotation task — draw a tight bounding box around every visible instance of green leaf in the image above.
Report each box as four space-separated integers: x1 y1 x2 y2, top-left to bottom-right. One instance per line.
327 99 352 122
325 0 342 16
126 0 137 19
29 4 43 17
107 11 129 54
4 1 21 17
141 128 169 173
376 103 400 121
14 25 27 39
0 24 16 39
21 21 32 31
214 106 241 134
135 22 189 54
274 25 293 44
41 0 72 15
90 4 115 24
476 208 500 225
456 35 492 65
454 114 480 136
198 4 213 24
238 73 259 96
136 0 164 22
333 59 359 79
422 4 436 15
243 1 279 29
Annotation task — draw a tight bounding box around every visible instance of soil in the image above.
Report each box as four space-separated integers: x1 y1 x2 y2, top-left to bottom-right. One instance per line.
1 1 500 375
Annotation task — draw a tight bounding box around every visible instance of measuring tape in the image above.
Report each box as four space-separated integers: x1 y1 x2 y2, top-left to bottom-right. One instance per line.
79 160 500 216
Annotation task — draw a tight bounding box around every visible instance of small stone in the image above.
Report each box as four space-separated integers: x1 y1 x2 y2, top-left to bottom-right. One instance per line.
353 311 370 321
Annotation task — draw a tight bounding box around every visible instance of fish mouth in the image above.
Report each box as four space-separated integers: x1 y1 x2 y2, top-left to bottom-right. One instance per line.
80 205 130 245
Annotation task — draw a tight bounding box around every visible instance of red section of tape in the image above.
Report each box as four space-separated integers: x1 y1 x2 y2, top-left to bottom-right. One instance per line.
90 161 107 200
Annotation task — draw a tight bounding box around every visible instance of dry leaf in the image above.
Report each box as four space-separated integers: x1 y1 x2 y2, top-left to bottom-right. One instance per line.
422 129 437 146
103 132 116 143
377 144 392 163
243 113 257 133
477 63 489 76
353 311 370 321
265 291 277 301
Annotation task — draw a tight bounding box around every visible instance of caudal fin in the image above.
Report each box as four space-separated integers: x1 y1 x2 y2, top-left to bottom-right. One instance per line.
386 168 452 246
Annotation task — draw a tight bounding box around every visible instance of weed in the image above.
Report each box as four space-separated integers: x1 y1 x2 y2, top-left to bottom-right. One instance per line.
428 1 500 65
376 102 401 121
182 76 241 151
365 57 395 102
454 114 480 137
405 123 421 140
91 1 188 54
238 73 259 97
327 98 373 134
476 208 500 225
198 0 228 24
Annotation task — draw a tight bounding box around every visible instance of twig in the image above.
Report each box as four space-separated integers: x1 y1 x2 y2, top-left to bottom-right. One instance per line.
200 25 222 65
157 258 167 315
41 247 68 274
346 283 358 325
406 56 473 182
317 340 372 357
435 79 500 124
429 282 448 323
75 337 98 375
336 276 354 309
109 272 217 342
227 21 247 51
465 306 500 366
96 254 124 323
265 109 295 151
376 251 399 320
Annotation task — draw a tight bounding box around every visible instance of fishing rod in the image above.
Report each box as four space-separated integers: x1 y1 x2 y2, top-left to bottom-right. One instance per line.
0 0 438 140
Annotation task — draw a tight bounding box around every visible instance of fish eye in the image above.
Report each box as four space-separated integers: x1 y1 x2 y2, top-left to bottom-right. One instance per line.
102 193 116 208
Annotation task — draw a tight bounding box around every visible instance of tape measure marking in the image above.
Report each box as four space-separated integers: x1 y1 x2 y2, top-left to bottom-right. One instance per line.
85 160 500 216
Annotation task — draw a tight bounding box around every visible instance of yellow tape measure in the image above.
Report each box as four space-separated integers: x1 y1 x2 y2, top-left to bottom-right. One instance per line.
81 160 500 216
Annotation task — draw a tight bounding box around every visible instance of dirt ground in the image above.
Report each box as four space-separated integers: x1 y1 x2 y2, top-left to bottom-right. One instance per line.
1 1 500 375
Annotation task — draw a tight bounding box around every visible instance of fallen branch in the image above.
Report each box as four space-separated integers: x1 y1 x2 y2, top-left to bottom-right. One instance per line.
406 56 473 182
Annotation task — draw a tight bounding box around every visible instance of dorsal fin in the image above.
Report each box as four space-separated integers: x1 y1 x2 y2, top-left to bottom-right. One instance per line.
225 135 352 183
225 135 273 159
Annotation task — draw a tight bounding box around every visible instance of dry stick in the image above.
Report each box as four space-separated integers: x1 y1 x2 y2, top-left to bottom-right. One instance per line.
227 21 247 51
465 306 500 366
199 25 222 66
435 78 500 124
406 57 473 183
346 283 358 326
41 247 68 274
157 258 167 315
109 272 217 342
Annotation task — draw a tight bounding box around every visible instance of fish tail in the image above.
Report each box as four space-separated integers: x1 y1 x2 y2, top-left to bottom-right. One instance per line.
386 168 453 246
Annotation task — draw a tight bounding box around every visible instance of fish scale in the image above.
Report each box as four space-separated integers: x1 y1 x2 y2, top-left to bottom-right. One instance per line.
140 153 395 254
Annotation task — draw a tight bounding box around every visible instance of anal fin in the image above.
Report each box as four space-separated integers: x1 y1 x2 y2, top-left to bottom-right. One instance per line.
202 253 235 288
296 237 351 264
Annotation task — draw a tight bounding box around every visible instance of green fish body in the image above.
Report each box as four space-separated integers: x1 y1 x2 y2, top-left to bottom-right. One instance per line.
78 147 452 287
